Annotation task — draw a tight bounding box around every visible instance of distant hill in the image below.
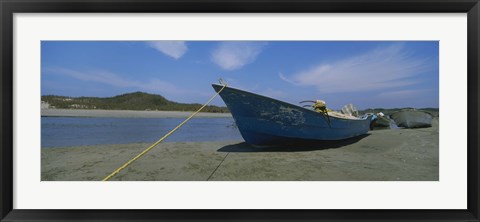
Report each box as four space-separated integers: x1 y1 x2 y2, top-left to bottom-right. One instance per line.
41 92 230 113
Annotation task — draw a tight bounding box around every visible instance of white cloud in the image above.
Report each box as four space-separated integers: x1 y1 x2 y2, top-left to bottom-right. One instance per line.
147 41 187 59
211 42 267 70
45 67 184 95
279 43 432 93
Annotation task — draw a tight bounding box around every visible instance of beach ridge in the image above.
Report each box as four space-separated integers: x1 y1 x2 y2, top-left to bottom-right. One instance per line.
41 108 233 118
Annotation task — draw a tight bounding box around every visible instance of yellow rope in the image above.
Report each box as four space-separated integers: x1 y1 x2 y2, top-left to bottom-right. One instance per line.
102 84 227 181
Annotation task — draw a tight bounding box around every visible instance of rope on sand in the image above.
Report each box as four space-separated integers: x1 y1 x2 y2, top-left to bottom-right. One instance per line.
102 83 227 181
206 152 230 181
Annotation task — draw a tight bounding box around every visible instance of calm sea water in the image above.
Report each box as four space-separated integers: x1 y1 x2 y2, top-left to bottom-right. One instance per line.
41 117 243 148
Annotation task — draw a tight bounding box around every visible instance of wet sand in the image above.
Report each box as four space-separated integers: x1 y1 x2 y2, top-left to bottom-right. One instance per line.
41 109 232 118
41 118 439 181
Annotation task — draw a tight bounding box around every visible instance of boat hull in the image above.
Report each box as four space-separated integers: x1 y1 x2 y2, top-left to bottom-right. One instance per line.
373 116 392 127
212 84 373 146
390 110 433 128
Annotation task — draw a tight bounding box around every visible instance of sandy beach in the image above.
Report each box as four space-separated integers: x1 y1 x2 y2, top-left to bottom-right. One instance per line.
41 118 439 181
41 109 232 118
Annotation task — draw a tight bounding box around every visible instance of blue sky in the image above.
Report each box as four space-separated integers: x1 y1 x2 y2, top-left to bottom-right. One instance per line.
41 41 439 109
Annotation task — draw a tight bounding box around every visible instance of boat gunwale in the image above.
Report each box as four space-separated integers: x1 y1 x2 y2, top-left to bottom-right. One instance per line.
212 83 369 122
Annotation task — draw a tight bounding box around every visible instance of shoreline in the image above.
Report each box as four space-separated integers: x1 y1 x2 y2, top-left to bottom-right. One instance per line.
41 109 232 118
42 118 439 181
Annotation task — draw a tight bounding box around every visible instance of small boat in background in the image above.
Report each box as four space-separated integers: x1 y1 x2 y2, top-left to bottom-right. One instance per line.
390 110 433 128
212 84 374 146
372 112 392 128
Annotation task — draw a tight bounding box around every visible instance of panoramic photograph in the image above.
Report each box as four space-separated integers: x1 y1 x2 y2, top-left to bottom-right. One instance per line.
41 41 439 181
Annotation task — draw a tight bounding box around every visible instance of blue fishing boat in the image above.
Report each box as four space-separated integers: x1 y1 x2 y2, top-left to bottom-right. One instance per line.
212 84 374 146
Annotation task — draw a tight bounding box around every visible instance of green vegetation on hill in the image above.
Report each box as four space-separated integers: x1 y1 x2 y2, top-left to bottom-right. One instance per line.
41 92 230 113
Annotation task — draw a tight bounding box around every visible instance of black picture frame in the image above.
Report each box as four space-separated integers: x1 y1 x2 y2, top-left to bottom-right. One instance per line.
1 0 479 221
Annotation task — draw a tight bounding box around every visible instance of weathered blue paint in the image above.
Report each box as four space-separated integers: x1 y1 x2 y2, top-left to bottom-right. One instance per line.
212 84 374 146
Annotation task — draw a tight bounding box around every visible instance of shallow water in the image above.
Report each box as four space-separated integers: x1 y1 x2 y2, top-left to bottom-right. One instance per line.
41 117 242 148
